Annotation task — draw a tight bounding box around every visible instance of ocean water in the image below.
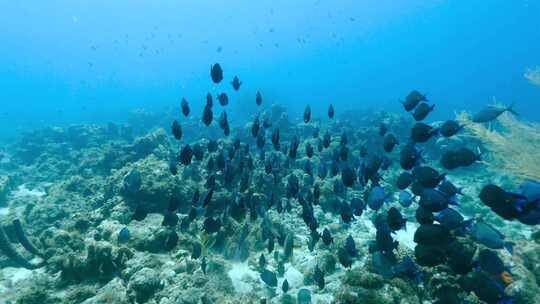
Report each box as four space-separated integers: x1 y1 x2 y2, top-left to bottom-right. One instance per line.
1 1 540 304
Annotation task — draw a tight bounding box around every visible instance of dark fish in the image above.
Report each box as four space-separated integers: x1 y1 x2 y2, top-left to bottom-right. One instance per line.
328 104 335 119
210 63 223 83
192 242 202 259
396 172 414 190
435 208 465 230
258 254 267 269
117 227 130 243
162 211 179 227
419 188 450 212
345 235 358 257
289 136 300 159
414 244 446 267
401 90 426 112
317 162 328 179
271 128 280 150
412 102 435 121
340 201 354 224
465 270 512 304
341 165 356 187
367 186 386 211
256 91 262 106
411 122 437 143
440 147 480 170
322 228 333 245
387 207 406 232
313 265 325 289
305 143 314 158
282 279 289 293
206 93 213 108
337 247 353 268
391 256 422 283
413 223 452 246
164 231 179 251
171 120 182 140
231 76 242 91
260 269 277 287
201 256 207 274
439 120 463 137
322 131 331 148
383 133 398 152
400 143 422 170
350 198 365 216
218 111 230 135
178 144 194 165
202 188 214 208
207 139 218 152
472 103 517 123
415 206 434 225
304 105 311 123
256 131 266 149
192 143 204 161
202 105 213 126
375 225 398 253
477 249 506 276
251 115 260 138
181 97 190 116
203 217 221 233
438 180 462 197
169 156 178 175
412 166 445 188
217 93 229 106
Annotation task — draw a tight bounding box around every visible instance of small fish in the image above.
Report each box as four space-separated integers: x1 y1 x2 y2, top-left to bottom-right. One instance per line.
328 104 335 119
341 165 356 188
399 144 422 170
412 166 445 188
440 147 480 170
210 63 223 83
206 93 213 108
439 120 463 137
162 211 179 227
466 220 514 253
217 93 229 106
367 186 386 211
472 103 517 123
282 279 289 293
412 102 435 121
419 188 450 212
203 217 221 233
411 122 437 143
202 105 213 126
413 223 452 246
387 207 406 232
396 172 414 190
201 256 207 274
313 265 325 289
398 191 414 208
415 206 434 225
379 123 388 136
178 144 194 165
192 242 202 259
256 91 263 106
117 227 130 243
322 228 333 245
435 208 465 230
337 247 353 268
260 269 277 287
231 76 242 91
171 120 182 140
383 133 398 152
401 90 427 112
344 235 358 257
304 105 311 123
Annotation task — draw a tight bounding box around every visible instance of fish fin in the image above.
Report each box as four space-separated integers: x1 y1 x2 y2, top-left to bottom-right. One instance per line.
504 242 514 255
506 102 518 116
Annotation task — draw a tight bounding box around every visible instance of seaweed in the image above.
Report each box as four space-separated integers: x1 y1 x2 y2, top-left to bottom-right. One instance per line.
457 108 540 181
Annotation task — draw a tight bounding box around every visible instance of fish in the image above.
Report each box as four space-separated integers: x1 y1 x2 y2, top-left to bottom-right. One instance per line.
169 156 178 175
440 147 481 170
387 207 406 232
202 105 213 126
367 186 386 211
341 165 356 187
181 97 190 116
337 247 353 268
201 256 207 274
437 180 463 197
415 206 434 225
203 217 221 233
260 269 277 287
313 265 325 289
411 122 437 143
412 166 445 188
463 271 513 304
178 144 194 165
210 63 223 83
256 91 262 106
192 144 205 161
231 76 242 91
322 131 331 148
412 102 435 121
434 208 465 230
305 142 314 158
472 103 517 123
391 256 422 283
192 242 202 259
322 228 333 245
401 90 427 112
439 120 463 137
400 144 422 170
162 211 179 227
383 133 398 152
396 172 414 190
258 254 266 269
282 279 289 293
375 224 398 254
340 201 354 223
206 93 213 108
117 227 130 243
419 188 450 212
379 123 388 136
207 139 218 152
466 220 514 253
304 105 311 123
217 93 229 106
328 104 335 119
218 111 230 135
251 115 260 138
398 191 414 208
413 223 452 246
345 235 358 257
164 231 179 251
414 244 446 267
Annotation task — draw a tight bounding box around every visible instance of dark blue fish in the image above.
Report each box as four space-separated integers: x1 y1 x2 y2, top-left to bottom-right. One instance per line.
472 103 517 123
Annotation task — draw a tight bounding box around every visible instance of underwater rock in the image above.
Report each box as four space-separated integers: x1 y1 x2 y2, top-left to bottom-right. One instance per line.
343 268 385 289
127 267 163 303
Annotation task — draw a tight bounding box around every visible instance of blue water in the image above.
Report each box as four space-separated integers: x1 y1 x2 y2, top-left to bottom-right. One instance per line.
1 1 539 140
